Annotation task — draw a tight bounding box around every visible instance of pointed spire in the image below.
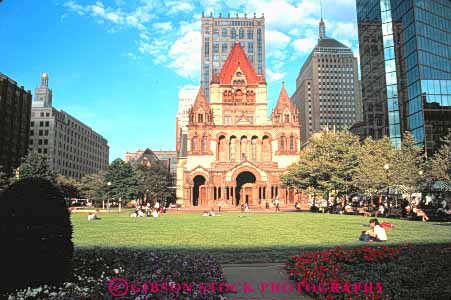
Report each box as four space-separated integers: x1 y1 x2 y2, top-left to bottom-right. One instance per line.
273 83 296 113
319 0 326 39
192 85 209 109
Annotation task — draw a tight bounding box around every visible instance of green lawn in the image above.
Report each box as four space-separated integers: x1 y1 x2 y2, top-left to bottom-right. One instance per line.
72 211 451 263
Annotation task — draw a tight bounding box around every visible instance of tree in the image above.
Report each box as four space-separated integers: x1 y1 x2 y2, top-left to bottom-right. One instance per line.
79 173 107 202
281 130 360 200
0 177 73 292
104 159 138 202
17 152 56 182
353 136 396 196
428 129 451 183
391 132 425 192
135 161 173 205
56 175 80 200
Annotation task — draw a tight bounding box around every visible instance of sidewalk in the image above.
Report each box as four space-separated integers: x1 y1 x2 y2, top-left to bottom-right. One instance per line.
222 263 308 300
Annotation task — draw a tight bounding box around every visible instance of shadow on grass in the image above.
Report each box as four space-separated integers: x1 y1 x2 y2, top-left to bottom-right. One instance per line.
75 241 451 264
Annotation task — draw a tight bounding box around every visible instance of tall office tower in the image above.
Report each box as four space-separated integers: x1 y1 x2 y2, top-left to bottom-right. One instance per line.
176 86 198 158
201 13 265 99
0 73 32 174
29 73 109 179
357 0 451 155
292 18 361 144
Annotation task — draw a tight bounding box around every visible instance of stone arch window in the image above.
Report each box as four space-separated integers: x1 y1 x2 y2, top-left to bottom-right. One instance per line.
223 90 232 102
192 136 198 152
279 135 286 153
239 28 244 39
251 136 258 160
222 28 227 37
284 114 290 123
240 136 248 160
262 135 271 161
202 136 208 152
235 89 243 102
236 71 242 77
198 113 203 123
229 136 236 161
246 90 255 102
218 135 227 161
289 135 295 152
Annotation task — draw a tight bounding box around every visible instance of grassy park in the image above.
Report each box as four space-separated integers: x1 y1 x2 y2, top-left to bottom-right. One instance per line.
72 211 451 263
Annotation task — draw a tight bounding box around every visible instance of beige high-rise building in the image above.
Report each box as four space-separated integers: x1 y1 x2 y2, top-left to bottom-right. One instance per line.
29 73 109 180
292 18 361 144
201 12 265 99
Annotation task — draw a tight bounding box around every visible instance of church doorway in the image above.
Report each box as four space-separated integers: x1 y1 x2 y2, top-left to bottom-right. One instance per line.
192 175 206 206
235 171 256 206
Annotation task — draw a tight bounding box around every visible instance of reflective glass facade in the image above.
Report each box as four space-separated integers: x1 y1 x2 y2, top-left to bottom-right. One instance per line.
357 0 451 156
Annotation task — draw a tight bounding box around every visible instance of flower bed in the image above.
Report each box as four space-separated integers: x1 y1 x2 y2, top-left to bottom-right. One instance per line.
287 244 451 300
5 248 226 300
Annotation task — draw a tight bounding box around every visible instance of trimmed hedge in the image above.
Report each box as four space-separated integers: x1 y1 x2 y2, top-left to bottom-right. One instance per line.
0 177 73 292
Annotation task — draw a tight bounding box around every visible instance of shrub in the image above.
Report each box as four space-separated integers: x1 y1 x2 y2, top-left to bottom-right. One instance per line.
0 177 74 292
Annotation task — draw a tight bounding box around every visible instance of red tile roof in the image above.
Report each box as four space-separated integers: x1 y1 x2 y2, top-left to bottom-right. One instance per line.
217 42 264 85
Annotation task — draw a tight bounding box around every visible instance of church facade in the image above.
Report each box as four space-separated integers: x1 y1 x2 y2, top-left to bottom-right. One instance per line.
176 42 301 208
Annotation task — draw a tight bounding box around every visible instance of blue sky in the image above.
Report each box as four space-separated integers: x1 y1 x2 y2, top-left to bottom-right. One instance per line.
0 0 359 162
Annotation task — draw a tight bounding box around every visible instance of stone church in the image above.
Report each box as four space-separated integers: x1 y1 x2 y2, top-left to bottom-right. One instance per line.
176 42 301 208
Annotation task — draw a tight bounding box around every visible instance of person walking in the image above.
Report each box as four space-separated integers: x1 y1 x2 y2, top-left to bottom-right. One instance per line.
218 201 222 212
275 196 280 212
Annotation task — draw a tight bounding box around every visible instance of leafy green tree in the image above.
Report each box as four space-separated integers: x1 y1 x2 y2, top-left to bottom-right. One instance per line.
56 175 80 199
104 159 138 202
79 173 107 201
281 130 360 199
428 129 451 183
135 161 173 205
17 152 56 182
353 136 396 196
392 132 425 192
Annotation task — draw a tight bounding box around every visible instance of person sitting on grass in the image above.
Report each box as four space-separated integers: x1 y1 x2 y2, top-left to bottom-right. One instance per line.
151 209 159 218
359 218 387 242
209 208 216 216
202 210 209 217
88 210 100 220
413 204 429 222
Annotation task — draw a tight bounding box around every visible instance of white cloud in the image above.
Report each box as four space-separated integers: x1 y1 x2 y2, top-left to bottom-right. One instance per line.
292 37 317 55
169 30 201 79
266 69 286 82
153 22 173 32
166 0 195 15
266 30 291 50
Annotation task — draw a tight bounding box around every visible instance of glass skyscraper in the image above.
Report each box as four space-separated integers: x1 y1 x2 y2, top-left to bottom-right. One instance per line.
357 0 451 156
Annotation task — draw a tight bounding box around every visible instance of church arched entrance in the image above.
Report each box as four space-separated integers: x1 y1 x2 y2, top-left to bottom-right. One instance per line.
192 175 206 206
235 171 256 206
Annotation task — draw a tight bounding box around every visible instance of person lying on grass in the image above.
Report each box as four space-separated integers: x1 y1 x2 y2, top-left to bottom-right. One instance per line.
359 218 387 242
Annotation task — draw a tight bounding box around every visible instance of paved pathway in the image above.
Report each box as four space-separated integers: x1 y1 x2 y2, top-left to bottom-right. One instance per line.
222 263 308 300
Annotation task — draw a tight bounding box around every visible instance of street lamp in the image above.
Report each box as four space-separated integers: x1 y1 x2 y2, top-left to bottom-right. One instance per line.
384 164 390 208
107 182 111 213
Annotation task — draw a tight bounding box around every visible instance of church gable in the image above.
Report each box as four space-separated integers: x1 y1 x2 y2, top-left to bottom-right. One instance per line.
217 42 263 85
